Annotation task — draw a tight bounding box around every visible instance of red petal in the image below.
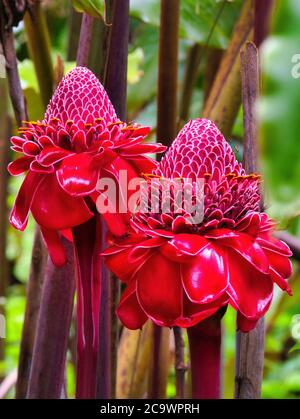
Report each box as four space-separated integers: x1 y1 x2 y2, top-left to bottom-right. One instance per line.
10 172 44 231
105 246 150 283
8 156 33 175
41 228 67 267
161 234 209 263
119 143 167 156
116 280 148 330
236 312 259 332
264 248 292 279
56 153 100 196
181 244 228 304
31 173 93 230
258 236 292 256
226 249 273 319
136 252 182 326
270 268 292 295
37 145 74 167
210 232 269 274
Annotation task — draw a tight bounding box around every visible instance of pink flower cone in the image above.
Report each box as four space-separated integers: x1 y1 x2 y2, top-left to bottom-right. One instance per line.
103 118 293 332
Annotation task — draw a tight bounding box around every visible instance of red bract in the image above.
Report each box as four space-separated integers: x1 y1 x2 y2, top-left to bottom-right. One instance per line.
103 119 293 332
8 66 166 266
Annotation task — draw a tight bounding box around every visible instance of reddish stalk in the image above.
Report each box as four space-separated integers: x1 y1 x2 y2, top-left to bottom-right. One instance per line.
76 13 94 67
187 314 222 399
254 0 274 48
157 0 180 147
73 216 102 399
27 238 75 399
97 0 129 399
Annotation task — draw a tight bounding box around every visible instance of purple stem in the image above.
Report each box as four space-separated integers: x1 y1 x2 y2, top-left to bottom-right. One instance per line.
76 13 94 67
27 238 75 399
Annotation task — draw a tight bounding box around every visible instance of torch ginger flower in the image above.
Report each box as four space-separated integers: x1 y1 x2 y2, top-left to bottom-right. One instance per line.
103 118 292 333
8 66 166 266
8 66 165 398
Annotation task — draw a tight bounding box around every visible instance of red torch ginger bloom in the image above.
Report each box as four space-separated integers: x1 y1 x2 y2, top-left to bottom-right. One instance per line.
8 67 165 266
103 118 293 332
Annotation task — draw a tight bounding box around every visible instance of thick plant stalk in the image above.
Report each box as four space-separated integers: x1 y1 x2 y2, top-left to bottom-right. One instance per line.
76 13 94 67
156 0 180 146
187 314 222 399
16 227 47 399
173 327 187 399
27 238 75 399
235 42 263 400
67 6 82 61
149 327 171 399
0 77 9 365
179 44 202 124
203 47 223 104
73 216 102 399
23 2 54 108
0 12 27 125
202 0 254 137
104 0 129 120
97 0 130 399
254 0 274 47
147 0 180 399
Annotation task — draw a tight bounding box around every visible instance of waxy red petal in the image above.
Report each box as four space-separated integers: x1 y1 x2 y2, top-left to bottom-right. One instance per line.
37 145 74 167
10 172 44 231
56 153 100 196
236 312 259 332
209 231 269 274
41 228 67 267
8 156 33 175
164 234 209 259
136 252 182 326
226 249 273 319
31 173 93 230
181 244 228 304
116 280 148 330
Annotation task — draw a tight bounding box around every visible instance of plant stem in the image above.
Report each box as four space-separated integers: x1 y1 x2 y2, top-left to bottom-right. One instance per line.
0 10 27 124
235 41 264 400
187 314 222 399
202 0 254 137
104 0 129 120
149 326 170 399
76 13 94 67
73 216 102 399
254 0 274 47
27 238 75 399
173 327 187 399
23 2 54 108
157 0 180 146
0 75 10 370
179 44 202 125
67 5 82 61
97 0 130 399
16 227 47 398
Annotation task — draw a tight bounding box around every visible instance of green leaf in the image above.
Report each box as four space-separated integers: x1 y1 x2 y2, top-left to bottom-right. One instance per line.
71 0 106 21
259 0 300 221
290 341 300 353
130 0 243 48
